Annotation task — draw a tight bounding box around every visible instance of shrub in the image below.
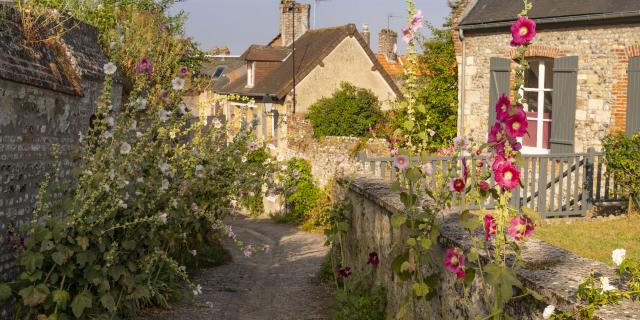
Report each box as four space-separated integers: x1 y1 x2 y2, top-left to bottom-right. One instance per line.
306 82 383 138
276 158 323 224
602 132 640 213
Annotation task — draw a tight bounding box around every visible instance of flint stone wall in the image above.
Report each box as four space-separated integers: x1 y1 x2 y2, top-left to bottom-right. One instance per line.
344 176 640 319
0 6 122 315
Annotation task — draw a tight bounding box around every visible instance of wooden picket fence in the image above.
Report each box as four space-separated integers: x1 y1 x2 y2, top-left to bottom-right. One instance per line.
356 148 624 218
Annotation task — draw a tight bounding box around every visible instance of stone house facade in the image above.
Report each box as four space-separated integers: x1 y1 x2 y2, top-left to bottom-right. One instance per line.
0 5 122 287
454 0 640 154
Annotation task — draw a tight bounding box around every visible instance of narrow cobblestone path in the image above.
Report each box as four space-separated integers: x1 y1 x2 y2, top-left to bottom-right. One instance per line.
142 217 330 320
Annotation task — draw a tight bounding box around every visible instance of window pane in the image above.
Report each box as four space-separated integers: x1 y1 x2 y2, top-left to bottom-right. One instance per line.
525 60 540 88
544 91 553 115
524 91 538 112
544 59 554 89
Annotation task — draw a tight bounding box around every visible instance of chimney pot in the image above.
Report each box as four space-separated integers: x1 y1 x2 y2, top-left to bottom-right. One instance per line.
378 28 398 62
362 24 371 47
279 1 310 47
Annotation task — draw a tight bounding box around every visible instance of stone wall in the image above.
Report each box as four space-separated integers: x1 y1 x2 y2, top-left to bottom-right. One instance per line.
281 113 389 187
344 176 640 319
457 23 640 152
0 5 122 303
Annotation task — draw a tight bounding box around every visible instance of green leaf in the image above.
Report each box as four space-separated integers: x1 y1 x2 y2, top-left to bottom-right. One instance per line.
390 214 407 228
122 240 136 250
100 293 116 312
405 168 421 183
390 181 400 192
415 104 426 113
336 222 349 232
0 283 11 300
71 291 93 318
52 251 66 266
19 251 44 273
75 236 90 251
412 282 430 297
460 210 482 231
109 265 125 281
406 238 416 247
464 268 476 285
19 284 50 307
403 120 414 131
420 238 432 250
400 261 411 272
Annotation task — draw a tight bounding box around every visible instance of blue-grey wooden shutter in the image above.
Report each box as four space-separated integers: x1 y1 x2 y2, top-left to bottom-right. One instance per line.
550 56 579 154
488 57 511 130
627 57 640 136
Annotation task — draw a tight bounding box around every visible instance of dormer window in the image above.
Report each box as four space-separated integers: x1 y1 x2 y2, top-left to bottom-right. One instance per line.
246 62 255 88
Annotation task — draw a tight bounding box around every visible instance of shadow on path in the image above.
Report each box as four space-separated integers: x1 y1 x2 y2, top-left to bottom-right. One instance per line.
141 217 330 320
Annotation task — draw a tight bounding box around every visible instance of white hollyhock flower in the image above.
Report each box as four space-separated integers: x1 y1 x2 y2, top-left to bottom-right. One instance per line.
103 62 117 75
161 179 169 191
172 77 185 90
212 119 223 129
542 305 555 319
103 184 110 193
136 131 143 138
179 265 186 272
276 155 284 162
172 199 178 208
159 161 171 174
85 170 93 176
137 177 144 183
600 277 616 292
158 212 168 224
120 142 131 155
136 97 147 110
612 248 626 266
158 109 171 122
107 117 115 127
103 131 113 139
196 164 204 173
190 250 197 256
192 284 202 296
131 120 137 130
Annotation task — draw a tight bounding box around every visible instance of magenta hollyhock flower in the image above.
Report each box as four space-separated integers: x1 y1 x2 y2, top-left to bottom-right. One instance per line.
448 177 465 193
483 214 497 240
505 108 529 138
443 247 465 279
508 215 535 240
410 10 424 31
367 252 380 266
402 27 414 44
339 266 352 278
180 66 189 76
488 123 504 144
496 94 511 122
510 16 537 46
394 155 410 170
478 181 490 191
493 159 521 190
135 58 153 76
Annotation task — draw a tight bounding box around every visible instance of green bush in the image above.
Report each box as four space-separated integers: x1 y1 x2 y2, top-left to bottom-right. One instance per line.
240 146 272 216
306 82 383 138
276 158 323 224
332 282 386 320
602 132 640 212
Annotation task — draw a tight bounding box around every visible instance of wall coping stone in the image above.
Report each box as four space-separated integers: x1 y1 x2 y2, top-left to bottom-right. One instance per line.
349 175 640 319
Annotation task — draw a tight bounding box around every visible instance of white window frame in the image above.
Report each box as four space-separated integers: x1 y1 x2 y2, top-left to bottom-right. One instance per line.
519 59 552 155
246 62 255 88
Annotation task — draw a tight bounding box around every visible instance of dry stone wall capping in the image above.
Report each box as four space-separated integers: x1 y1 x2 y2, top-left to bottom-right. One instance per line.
0 6 123 313
344 176 640 319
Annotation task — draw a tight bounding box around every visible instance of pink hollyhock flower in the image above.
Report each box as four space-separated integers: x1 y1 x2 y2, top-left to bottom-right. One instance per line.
421 163 434 176
488 123 504 144
505 108 528 138
510 16 537 46
478 181 490 191
483 214 497 240
448 177 465 193
508 215 535 240
496 94 511 122
443 247 465 279
453 136 470 150
180 66 189 76
410 10 424 31
243 245 253 257
135 58 154 77
402 27 414 43
493 159 521 190
367 252 380 266
394 155 410 170
339 266 352 278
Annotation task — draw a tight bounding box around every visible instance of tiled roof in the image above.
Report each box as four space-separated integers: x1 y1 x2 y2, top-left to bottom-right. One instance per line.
243 45 290 62
219 24 402 100
375 54 407 78
460 0 640 27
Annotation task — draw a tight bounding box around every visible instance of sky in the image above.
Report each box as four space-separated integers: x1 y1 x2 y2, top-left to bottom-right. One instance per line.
171 0 451 55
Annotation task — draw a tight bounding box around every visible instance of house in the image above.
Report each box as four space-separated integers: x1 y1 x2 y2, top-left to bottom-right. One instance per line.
454 0 640 154
195 0 402 147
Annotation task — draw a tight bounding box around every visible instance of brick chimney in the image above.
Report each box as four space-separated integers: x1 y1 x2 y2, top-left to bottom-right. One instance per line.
280 0 311 47
378 28 398 62
361 24 371 47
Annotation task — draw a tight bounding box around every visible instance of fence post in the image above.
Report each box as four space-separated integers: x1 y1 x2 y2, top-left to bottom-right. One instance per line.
537 158 548 216
584 147 596 211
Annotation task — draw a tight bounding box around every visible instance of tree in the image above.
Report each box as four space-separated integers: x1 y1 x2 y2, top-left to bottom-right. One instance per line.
306 82 383 138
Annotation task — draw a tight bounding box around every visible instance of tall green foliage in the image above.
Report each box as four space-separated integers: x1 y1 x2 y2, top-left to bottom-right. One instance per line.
306 82 383 138
602 132 640 213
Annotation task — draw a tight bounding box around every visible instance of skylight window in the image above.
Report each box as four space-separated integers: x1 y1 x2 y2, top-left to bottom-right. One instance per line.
213 66 225 79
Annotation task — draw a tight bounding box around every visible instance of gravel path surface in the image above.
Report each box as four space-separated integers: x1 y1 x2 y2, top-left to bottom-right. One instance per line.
141 217 330 320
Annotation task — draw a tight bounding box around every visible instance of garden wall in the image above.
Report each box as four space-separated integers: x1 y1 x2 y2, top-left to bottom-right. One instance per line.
0 5 122 308
281 113 390 186
344 176 640 319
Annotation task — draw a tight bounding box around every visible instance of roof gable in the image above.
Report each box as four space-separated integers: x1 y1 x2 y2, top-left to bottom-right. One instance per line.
460 0 640 28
